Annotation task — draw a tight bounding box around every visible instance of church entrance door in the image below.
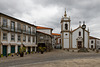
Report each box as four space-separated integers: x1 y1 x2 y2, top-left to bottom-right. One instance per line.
78 41 82 49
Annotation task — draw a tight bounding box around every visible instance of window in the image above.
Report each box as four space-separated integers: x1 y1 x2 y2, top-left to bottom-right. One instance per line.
79 32 81 36
3 33 7 40
11 21 15 30
65 24 68 30
17 23 21 30
32 27 35 34
60 39 61 43
18 34 21 41
3 18 7 27
23 25 26 32
11 34 15 41
61 24 63 30
23 35 26 42
91 40 93 44
40 36 43 39
33 37 35 42
97 41 99 44
28 26 31 34
91 45 93 48
28 36 31 42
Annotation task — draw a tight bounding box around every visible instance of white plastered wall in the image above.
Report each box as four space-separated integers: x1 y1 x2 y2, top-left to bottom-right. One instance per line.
72 27 89 48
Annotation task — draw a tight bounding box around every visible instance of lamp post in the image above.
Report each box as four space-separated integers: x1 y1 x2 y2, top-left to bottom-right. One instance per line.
78 21 88 52
82 21 86 48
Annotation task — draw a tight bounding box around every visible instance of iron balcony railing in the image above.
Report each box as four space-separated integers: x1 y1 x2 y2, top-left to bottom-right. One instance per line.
1 25 22 33
0 25 36 35
31 31 36 35
1 25 10 31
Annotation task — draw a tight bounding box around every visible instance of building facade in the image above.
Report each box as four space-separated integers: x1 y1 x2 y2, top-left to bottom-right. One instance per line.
36 26 53 35
61 10 90 49
89 36 100 49
36 31 52 51
52 33 61 48
0 13 37 56
36 26 53 51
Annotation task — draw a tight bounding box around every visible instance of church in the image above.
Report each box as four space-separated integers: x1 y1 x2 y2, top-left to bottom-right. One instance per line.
61 10 90 49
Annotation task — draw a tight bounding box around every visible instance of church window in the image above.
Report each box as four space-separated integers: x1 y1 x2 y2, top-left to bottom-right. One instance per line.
91 41 93 44
79 32 81 36
65 24 68 30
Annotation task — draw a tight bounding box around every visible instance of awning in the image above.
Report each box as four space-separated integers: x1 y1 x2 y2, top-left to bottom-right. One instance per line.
1 43 10 45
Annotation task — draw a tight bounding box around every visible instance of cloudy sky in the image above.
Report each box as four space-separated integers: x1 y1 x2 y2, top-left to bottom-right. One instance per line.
0 0 100 38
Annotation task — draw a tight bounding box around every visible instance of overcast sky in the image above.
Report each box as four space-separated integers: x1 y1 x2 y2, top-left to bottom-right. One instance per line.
0 0 100 38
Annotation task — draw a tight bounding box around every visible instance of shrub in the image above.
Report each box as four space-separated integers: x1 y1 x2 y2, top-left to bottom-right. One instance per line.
19 47 26 53
8 53 11 56
39 47 46 52
1 54 3 57
27 52 29 54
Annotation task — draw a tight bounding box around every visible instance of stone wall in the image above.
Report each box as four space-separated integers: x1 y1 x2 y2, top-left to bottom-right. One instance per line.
36 31 52 51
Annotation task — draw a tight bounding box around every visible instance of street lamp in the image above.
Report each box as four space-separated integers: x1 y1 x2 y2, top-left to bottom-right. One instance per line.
82 21 86 48
78 21 89 52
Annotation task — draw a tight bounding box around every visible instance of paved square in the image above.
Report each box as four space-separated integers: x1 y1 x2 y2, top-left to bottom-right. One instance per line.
0 49 100 67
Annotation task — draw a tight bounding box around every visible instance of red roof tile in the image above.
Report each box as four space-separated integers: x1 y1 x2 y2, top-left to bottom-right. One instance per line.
52 33 61 36
36 26 53 30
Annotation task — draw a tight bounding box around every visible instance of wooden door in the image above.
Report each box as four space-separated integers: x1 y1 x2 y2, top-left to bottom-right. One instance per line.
3 45 7 56
18 46 20 53
11 45 15 53
78 41 82 49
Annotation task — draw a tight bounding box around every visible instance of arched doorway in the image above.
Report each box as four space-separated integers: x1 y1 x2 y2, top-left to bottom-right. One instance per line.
78 41 82 49
76 37 83 49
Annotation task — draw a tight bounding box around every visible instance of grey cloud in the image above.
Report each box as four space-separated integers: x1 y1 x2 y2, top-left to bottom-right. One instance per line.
0 0 100 38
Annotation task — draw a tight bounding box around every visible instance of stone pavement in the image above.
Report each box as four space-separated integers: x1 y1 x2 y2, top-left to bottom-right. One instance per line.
16 58 100 67
0 49 100 67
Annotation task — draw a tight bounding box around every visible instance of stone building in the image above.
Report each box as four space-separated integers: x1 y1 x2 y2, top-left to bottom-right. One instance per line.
36 26 53 51
36 31 52 51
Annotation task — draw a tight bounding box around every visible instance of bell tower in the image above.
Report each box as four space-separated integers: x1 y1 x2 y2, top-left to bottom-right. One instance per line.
61 9 71 49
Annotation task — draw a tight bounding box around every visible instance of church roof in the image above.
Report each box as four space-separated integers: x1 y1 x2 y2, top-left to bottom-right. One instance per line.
36 26 53 30
52 33 61 36
72 26 89 33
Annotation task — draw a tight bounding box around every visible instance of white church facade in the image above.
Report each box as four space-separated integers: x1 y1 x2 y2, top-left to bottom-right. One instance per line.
61 10 90 49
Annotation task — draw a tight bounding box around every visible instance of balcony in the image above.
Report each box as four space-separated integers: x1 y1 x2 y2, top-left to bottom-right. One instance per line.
27 30 31 34
23 30 36 35
1 25 10 31
1 25 22 33
31 31 36 35
0 25 36 35
23 30 26 34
